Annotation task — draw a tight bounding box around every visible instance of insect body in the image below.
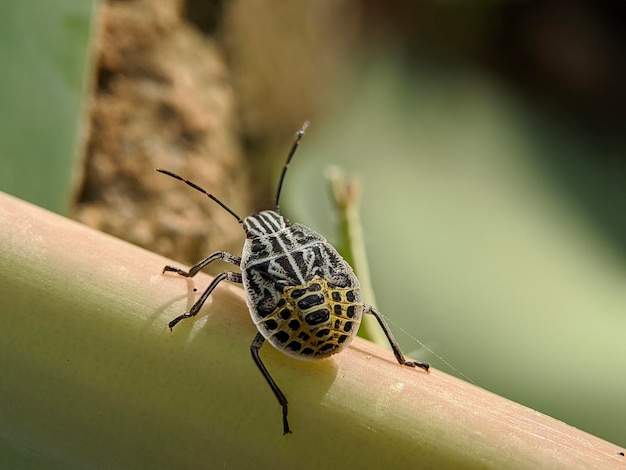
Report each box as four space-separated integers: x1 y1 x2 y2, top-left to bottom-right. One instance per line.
243 211 363 360
157 122 429 435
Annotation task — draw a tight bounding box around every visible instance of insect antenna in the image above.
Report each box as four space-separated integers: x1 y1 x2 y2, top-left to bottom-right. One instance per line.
274 121 309 213
155 168 244 225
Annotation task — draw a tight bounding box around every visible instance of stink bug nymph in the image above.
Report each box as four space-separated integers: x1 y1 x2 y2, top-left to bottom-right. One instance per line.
156 122 429 434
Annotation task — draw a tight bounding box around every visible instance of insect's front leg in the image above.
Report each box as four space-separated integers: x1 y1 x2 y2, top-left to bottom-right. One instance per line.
364 305 430 372
250 333 291 434
163 251 242 277
168 272 243 330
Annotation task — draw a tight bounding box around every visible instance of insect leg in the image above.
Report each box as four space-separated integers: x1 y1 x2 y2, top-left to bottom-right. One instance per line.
250 333 291 434
163 251 242 277
168 272 243 330
364 305 430 372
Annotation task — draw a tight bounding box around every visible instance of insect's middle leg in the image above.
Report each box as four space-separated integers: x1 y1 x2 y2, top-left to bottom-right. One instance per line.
163 251 242 277
168 271 242 330
250 333 291 435
364 305 430 372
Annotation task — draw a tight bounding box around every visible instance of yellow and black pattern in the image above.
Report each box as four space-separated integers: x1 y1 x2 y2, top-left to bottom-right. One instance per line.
158 123 429 435
254 277 364 359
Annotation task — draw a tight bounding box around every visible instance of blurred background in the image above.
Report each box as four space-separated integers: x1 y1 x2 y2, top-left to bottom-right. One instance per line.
1 0 624 448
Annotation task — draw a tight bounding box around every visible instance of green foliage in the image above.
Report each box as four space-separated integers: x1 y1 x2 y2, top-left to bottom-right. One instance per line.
285 59 626 447
0 0 97 214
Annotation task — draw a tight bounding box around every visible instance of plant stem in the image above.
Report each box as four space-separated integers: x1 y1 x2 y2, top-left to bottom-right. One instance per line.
0 191 623 469
326 165 386 345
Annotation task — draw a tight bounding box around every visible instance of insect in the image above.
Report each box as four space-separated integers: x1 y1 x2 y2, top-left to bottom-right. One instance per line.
156 122 429 434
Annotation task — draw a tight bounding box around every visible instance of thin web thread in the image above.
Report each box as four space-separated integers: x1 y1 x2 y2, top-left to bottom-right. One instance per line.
386 317 477 386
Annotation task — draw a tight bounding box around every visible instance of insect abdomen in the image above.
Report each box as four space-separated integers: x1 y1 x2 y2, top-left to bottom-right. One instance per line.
253 276 363 359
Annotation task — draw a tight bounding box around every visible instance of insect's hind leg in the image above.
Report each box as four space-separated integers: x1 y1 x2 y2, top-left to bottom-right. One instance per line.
163 251 242 277
168 271 242 330
364 305 430 372
250 333 291 434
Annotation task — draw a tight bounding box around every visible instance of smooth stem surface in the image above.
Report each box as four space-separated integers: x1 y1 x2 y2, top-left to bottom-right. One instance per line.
0 191 623 469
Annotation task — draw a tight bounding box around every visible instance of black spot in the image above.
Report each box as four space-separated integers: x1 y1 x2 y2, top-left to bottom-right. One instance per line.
305 309 330 326
346 290 356 302
274 331 289 343
276 298 286 308
343 321 353 332
334 319 341 329
251 243 266 253
290 288 306 299
265 319 278 331
279 308 292 320
287 341 302 352
256 308 273 318
302 348 314 355
288 319 300 330
297 331 310 341
332 292 342 302
334 304 342 316
338 334 348 343
298 294 325 310
346 306 356 318
320 343 336 352
315 328 330 338
308 283 322 292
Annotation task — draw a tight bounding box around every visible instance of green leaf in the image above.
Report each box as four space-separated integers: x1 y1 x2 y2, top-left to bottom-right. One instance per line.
0 0 97 214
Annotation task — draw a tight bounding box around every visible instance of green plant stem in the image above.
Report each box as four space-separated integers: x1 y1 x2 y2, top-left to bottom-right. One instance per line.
0 191 623 469
326 165 386 345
